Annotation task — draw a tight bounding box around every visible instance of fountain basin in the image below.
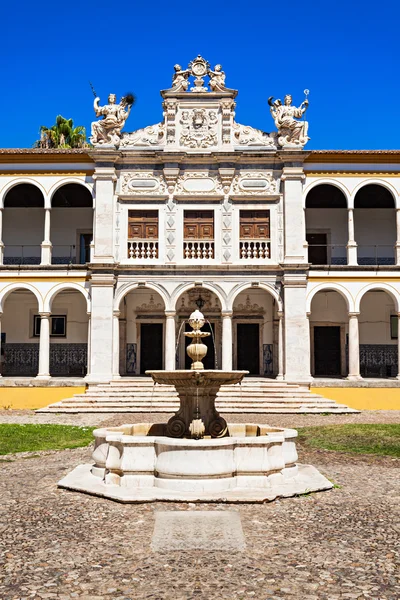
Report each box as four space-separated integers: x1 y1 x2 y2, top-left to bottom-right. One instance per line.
58 422 333 502
146 370 248 438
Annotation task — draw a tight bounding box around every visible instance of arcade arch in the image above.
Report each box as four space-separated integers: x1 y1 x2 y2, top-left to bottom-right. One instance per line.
3 183 44 265
50 183 93 264
358 289 398 378
309 289 349 377
232 287 282 377
354 184 396 265
116 287 167 376
305 184 348 266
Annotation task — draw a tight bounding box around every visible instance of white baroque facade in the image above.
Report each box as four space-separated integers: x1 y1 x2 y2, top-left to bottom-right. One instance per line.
1 58 400 389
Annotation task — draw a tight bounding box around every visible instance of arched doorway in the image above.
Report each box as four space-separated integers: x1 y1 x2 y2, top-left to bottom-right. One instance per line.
174 287 221 370
51 183 93 264
2 289 40 376
3 184 44 265
354 184 396 265
305 184 348 265
309 290 349 377
232 288 278 376
48 289 89 376
118 288 166 375
359 290 397 377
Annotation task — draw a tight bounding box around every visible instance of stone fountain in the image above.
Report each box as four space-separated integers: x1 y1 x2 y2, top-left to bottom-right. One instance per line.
59 310 332 502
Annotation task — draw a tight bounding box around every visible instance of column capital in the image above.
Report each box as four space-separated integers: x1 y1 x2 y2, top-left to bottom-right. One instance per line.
221 311 233 318
113 310 121 318
348 312 360 318
39 312 51 319
277 310 284 319
165 310 176 318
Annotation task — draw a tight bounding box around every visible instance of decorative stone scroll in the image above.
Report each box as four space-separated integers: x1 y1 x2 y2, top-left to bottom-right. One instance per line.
233 123 277 148
120 123 165 147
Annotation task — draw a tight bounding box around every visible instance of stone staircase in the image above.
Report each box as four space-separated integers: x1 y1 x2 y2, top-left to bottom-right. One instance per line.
38 377 357 413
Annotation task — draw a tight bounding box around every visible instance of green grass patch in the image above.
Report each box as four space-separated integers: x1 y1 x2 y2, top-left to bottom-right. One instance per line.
297 424 400 458
0 424 95 455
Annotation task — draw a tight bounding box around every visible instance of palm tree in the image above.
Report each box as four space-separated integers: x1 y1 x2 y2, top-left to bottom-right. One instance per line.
36 115 87 148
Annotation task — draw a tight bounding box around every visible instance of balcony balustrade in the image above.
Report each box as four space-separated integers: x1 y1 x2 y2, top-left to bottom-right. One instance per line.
183 240 214 259
240 240 270 259
128 240 159 259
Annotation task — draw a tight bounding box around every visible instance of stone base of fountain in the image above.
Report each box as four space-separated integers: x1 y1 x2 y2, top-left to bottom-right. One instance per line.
58 422 333 503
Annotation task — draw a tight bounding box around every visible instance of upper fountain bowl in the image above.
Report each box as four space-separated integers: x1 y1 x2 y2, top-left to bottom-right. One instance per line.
146 369 248 387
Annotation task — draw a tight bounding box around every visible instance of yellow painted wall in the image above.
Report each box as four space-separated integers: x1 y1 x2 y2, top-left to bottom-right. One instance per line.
0 387 86 410
312 387 400 410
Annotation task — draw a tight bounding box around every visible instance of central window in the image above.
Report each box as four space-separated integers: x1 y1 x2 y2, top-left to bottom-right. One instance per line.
239 210 270 259
128 210 159 259
33 315 66 337
183 210 215 259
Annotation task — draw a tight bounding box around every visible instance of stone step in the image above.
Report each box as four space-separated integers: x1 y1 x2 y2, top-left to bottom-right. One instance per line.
39 405 356 414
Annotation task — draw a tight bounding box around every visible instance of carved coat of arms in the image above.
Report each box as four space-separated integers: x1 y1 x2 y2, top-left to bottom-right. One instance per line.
179 109 218 148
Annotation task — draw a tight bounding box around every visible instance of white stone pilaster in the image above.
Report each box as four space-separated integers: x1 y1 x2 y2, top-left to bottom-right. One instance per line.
221 311 233 371
281 165 307 264
41 208 52 265
282 274 312 382
165 311 177 370
347 312 362 380
85 274 115 383
92 160 117 263
276 311 284 380
37 312 51 380
86 313 91 376
112 310 121 378
347 208 358 266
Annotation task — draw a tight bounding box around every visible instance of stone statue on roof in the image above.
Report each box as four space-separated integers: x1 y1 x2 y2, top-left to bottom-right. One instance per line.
90 93 134 146
268 93 309 148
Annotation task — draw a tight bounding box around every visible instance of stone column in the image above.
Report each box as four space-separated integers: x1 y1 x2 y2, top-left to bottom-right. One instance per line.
86 313 91 376
37 312 51 380
346 208 358 266
112 310 121 379
0 209 4 265
395 209 400 265
85 274 115 383
276 311 284 380
92 160 117 264
281 165 307 264
221 311 233 371
41 208 52 265
165 311 177 371
282 274 312 381
347 312 362 380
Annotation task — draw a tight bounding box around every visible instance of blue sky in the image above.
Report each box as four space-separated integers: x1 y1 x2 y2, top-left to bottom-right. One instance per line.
1 0 399 149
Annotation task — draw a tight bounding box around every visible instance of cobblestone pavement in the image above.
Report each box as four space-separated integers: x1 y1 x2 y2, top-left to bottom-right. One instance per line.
0 411 399 599
1 409 400 427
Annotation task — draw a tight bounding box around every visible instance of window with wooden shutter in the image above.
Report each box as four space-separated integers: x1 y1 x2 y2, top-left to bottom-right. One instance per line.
128 210 159 259
183 210 214 259
239 210 270 259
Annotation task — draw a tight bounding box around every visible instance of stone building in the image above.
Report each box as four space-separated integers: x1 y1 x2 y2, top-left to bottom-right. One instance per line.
1 56 399 410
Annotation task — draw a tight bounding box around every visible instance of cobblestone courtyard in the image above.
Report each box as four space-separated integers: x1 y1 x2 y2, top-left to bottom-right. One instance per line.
0 411 399 600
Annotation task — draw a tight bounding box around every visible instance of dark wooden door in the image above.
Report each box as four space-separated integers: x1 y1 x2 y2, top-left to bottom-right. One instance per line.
237 324 260 374
185 321 216 370
140 324 163 374
307 233 327 265
314 326 341 377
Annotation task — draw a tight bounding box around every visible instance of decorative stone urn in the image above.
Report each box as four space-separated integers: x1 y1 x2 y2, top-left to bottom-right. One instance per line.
184 309 210 370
